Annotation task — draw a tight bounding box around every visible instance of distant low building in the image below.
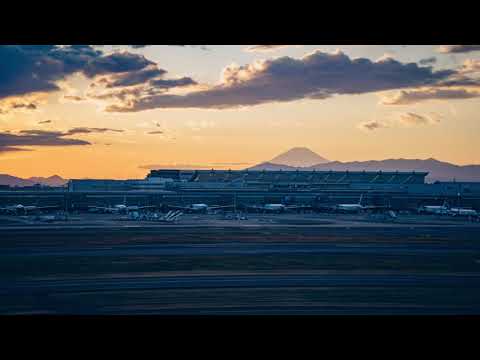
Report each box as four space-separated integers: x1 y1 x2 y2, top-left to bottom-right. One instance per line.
68 176 174 192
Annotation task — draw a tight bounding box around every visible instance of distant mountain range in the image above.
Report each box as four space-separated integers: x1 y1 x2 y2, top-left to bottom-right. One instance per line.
0 174 67 187
250 149 480 183
1 148 480 185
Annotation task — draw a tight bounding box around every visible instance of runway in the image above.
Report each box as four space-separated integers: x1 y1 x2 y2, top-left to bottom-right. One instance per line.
1 224 480 314
2 272 479 314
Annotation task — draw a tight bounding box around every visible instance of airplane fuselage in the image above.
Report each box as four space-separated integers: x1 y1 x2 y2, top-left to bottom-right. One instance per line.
263 204 287 212
335 204 364 213
419 206 449 215
449 208 478 217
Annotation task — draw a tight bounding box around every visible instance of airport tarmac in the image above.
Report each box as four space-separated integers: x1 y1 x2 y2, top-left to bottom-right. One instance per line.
1 211 480 230
1 211 479 314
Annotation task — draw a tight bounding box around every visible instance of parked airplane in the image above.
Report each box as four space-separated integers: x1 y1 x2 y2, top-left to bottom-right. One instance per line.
0 204 60 215
417 200 450 215
88 197 156 214
244 203 312 213
33 213 69 223
168 203 234 213
332 195 390 213
88 204 156 214
448 207 478 218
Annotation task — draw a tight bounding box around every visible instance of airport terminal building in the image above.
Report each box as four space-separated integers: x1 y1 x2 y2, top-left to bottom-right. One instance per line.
1 169 479 211
61 169 480 210
68 169 429 192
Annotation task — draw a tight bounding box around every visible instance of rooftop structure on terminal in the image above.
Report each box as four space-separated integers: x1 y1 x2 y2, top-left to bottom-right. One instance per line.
148 169 428 185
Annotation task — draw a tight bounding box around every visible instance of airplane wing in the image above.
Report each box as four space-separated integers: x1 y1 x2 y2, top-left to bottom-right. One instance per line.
25 205 60 211
285 205 312 209
243 204 263 210
136 205 157 210
363 205 391 210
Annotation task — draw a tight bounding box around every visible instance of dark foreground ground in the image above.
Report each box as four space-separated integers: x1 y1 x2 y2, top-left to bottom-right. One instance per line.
2 225 480 314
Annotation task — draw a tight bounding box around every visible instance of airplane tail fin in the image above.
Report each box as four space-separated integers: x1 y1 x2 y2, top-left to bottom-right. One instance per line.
358 194 364 206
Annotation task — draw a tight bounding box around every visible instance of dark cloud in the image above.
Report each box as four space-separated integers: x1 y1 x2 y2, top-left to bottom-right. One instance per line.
358 120 385 131
419 57 437 65
88 76 198 103
170 45 209 51
0 130 90 153
147 130 164 134
82 52 154 78
245 45 291 52
105 67 167 88
106 50 455 112
438 45 480 54
139 162 249 170
88 86 148 101
12 102 37 110
63 95 85 101
0 45 99 99
129 45 209 50
0 127 124 153
0 45 157 100
0 146 32 153
149 77 197 89
398 112 440 125
435 78 480 87
64 127 124 135
0 99 39 114
38 120 52 124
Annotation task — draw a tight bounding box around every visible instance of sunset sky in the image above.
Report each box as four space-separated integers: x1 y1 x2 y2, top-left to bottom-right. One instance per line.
1 45 479 179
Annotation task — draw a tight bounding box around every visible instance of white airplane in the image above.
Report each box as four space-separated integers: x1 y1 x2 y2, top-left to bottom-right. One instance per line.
33 213 69 223
0 204 60 215
418 200 450 215
244 203 311 213
89 204 156 214
168 203 234 213
89 197 156 214
449 207 478 217
333 195 390 213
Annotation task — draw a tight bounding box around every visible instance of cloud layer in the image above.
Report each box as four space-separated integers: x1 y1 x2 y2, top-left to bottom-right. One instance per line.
0 45 155 100
139 162 251 170
381 88 480 105
358 112 441 131
398 112 440 126
438 45 480 54
244 45 291 53
0 127 123 153
358 120 386 131
106 50 455 112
